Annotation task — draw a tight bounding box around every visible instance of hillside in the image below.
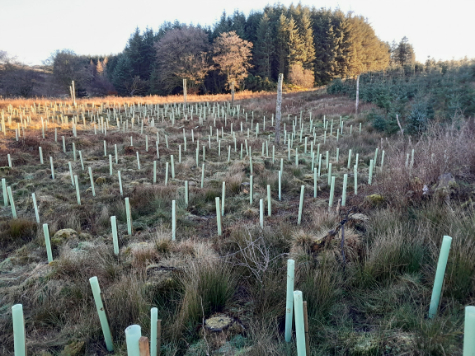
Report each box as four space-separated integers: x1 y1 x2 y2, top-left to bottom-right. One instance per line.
0 89 474 355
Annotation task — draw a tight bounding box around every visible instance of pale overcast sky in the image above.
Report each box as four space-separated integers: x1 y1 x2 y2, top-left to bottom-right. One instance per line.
1 0 474 65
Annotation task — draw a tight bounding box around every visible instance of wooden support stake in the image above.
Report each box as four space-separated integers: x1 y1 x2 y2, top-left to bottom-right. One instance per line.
157 320 162 356
303 301 310 356
139 336 150 356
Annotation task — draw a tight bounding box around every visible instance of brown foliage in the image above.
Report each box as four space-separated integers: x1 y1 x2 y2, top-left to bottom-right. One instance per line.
212 31 253 89
288 63 314 88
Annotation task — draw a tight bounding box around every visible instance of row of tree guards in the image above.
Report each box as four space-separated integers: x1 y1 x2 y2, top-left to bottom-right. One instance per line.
3 79 474 354
2 136 390 232
2 138 385 236
10 244 475 355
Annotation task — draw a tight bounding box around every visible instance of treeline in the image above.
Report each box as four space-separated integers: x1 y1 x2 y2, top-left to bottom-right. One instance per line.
2 3 420 98
45 3 402 97
0 50 114 98
328 59 475 134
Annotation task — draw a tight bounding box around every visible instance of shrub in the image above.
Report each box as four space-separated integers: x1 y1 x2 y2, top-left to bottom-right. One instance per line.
327 78 347 94
288 64 314 88
244 74 276 92
406 100 429 134
369 110 399 135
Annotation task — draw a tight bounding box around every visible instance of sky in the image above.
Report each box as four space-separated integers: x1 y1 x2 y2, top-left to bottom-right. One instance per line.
1 0 474 66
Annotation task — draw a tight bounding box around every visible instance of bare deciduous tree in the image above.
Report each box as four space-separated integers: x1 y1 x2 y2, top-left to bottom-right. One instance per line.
212 31 253 90
0 51 42 98
154 26 212 94
0 50 8 64
49 50 92 92
126 76 147 97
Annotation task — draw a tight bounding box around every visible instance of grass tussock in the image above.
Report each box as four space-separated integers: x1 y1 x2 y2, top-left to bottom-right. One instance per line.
172 257 235 339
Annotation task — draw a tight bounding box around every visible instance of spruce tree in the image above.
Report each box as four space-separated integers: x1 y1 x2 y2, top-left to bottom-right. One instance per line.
341 14 390 113
112 54 133 96
124 28 145 79
255 13 274 79
298 7 316 70
141 28 157 80
244 10 263 43
312 9 346 85
287 16 305 67
230 10 247 39
275 12 289 78
393 37 416 67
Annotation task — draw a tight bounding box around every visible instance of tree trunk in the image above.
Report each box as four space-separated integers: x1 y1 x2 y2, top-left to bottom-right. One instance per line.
275 73 283 146
183 78 187 108
231 81 235 107
355 75 360 115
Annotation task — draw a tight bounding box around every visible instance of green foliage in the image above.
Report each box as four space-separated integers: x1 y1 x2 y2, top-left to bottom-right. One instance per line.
111 54 134 96
124 27 156 81
327 78 346 94
104 4 392 95
391 36 416 67
244 74 276 92
292 168 302 177
204 189 221 202
254 13 274 79
328 60 475 134
406 100 430 134
369 110 399 135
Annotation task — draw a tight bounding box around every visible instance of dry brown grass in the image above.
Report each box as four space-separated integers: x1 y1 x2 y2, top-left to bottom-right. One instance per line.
0 90 278 110
365 120 475 208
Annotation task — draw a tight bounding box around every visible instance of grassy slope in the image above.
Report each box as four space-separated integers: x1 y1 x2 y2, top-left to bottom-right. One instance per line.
0 90 474 355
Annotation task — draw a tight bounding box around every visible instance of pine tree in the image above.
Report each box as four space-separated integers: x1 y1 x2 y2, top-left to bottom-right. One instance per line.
332 14 348 76
212 11 233 40
311 9 346 84
343 15 389 77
